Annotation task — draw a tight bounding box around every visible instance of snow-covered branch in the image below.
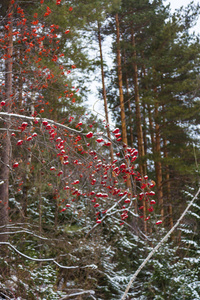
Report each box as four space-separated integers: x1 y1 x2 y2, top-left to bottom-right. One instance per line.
86 194 127 238
0 112 82 135
0 229 49 240
0 242 97 270
121 187 200 300
59 290 95 299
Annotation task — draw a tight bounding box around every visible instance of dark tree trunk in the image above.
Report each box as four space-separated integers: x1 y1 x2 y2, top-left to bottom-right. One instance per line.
0 1 13 242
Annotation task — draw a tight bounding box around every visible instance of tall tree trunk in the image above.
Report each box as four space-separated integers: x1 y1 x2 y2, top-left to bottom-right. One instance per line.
142 64 156 158
123 50 134 148
162 114 173 229
115 13 132 191
115 14 128 147
163 139 173 229
22 95 35 219
151 66 164 223
131 29 147 233
154 101 164 221
141 100 148 156
131 28 146 176
97 22 114 162
148 104 156 154
147 99 164 223
0 2 13 242
19 49 23 107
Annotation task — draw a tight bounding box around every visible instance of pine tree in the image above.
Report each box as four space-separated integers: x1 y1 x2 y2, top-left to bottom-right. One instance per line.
105 0 200 227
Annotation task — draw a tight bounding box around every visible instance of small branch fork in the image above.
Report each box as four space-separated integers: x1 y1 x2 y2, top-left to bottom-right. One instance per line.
121 187 200 300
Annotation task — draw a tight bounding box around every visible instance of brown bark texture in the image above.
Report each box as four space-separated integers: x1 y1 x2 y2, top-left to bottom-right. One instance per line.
131 29 146 176
115 14 132 192
0 2 13 241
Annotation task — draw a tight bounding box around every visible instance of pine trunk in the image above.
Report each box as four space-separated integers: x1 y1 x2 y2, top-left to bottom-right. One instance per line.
163 119 173 229
115 14 128 147
131 29 148 233
115 14 132 191
131 29 146 176
123 50 134 148
98 22 114 162
142 101 148 156
154 101 164 221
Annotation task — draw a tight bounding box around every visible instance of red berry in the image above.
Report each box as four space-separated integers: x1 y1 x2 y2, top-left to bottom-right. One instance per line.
13 162 19 168
112 128 119 134
86 132 93 138
16 140 23 146
156 220 162 225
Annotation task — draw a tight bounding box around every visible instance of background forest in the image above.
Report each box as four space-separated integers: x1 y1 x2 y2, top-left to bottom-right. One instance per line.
0 0 200 299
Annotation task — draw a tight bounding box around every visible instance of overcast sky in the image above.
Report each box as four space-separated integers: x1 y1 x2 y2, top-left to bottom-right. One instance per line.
167 0 199 10
167 0 200 32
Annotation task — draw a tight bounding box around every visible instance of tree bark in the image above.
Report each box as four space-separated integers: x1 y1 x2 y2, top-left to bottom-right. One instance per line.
0 1 13 242
131 28 146 176
97 22 114 162
162 115 173 229
131 28 147 233
115 14 128 147
22 95 35 219
154 101 164 221
123 50 134 148
147 99 164 223
141 100 148 156
115 13 132 191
